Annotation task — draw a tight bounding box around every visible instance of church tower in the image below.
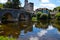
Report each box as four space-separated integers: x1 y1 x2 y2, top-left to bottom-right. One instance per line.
24 0 28 7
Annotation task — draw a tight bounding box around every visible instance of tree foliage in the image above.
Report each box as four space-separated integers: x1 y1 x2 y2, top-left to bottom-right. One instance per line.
4 1 12 8
53 6 60 12
4 0 21 9
0 3 3 8
12 0 21 9
37 12 42 20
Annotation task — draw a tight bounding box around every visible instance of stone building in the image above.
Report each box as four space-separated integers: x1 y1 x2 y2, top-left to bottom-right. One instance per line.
24 0 34 13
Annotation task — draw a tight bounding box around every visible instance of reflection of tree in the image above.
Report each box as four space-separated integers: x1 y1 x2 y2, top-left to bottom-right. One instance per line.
35 20 48 29
0 21 33 38
53 20 60 32
0 23 21 38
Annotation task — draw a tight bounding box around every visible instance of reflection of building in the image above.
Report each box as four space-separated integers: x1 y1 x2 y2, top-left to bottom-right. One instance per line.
18 21 33 33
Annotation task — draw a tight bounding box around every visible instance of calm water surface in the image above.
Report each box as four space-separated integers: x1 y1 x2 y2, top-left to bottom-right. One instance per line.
0 20 60 40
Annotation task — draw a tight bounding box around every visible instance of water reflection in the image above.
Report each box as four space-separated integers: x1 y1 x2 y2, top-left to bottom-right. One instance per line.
53 20 60 32
35 20 48 29
0 20 60 40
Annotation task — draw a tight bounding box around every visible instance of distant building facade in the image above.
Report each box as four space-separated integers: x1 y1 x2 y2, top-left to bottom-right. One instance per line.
35 8 50 14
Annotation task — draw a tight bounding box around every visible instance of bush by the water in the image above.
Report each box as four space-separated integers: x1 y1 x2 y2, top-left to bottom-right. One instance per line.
40 14 48 20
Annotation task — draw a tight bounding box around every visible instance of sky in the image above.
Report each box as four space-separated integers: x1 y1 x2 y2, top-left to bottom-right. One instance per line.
0 0 60 10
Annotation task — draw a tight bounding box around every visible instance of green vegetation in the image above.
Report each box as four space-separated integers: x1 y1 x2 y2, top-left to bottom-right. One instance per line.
40 14 48 20
37 12 42 20
53 6 60 12
32 14 37 21
32 12 49 21
1 16 7 24
0 3 3 8
3 0 21 9
12 0 21 9
55 12 60 20
53 20 60 31
32 17 37 21
0 36 16 40
4 1 12 8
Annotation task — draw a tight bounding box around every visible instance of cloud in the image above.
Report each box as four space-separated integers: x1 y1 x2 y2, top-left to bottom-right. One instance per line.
34 6 40 11
37 30 47 37
47 25 54 30
29 36 39 40
0 0 7 3
40 0 50 3
40 3 56 10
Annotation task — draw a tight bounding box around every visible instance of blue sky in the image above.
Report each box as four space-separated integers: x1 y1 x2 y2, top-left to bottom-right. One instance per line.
0 0 60 10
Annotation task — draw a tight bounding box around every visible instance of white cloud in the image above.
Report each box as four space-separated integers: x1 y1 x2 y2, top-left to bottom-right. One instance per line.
34 6 40 11
40 0 50 3
29 36 39 40
40 3 56 10
47 25 54 30
37 30 47 37
0 0 7 3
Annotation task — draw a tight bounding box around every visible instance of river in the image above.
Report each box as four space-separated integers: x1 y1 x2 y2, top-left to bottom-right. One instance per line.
0 20 60 40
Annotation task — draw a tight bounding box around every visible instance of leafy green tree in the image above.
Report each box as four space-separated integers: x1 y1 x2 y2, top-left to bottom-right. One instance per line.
4 0 21 9
12 0 21 9
4 1 12 8
37 12 42 20
53 6 60 12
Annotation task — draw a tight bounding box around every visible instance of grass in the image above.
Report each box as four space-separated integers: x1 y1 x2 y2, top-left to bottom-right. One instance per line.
0 36 16 40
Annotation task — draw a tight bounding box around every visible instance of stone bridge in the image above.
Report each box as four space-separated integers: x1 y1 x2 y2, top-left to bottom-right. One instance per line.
0 8 32 22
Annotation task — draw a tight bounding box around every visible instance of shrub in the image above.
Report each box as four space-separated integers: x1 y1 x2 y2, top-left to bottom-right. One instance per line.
40 14 48 20
36 12 42 20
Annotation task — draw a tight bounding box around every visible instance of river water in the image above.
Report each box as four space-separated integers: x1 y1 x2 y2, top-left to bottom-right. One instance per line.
0 20 60 40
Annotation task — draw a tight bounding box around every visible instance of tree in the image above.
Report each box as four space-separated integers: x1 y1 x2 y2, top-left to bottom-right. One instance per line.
4 1 12 8
4 0 21 9
37 12 42 20
12 0 21 9
53 6 60 12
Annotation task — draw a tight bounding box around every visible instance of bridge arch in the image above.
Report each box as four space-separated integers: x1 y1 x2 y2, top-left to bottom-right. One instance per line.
2 12 13 21
18 12 31 21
